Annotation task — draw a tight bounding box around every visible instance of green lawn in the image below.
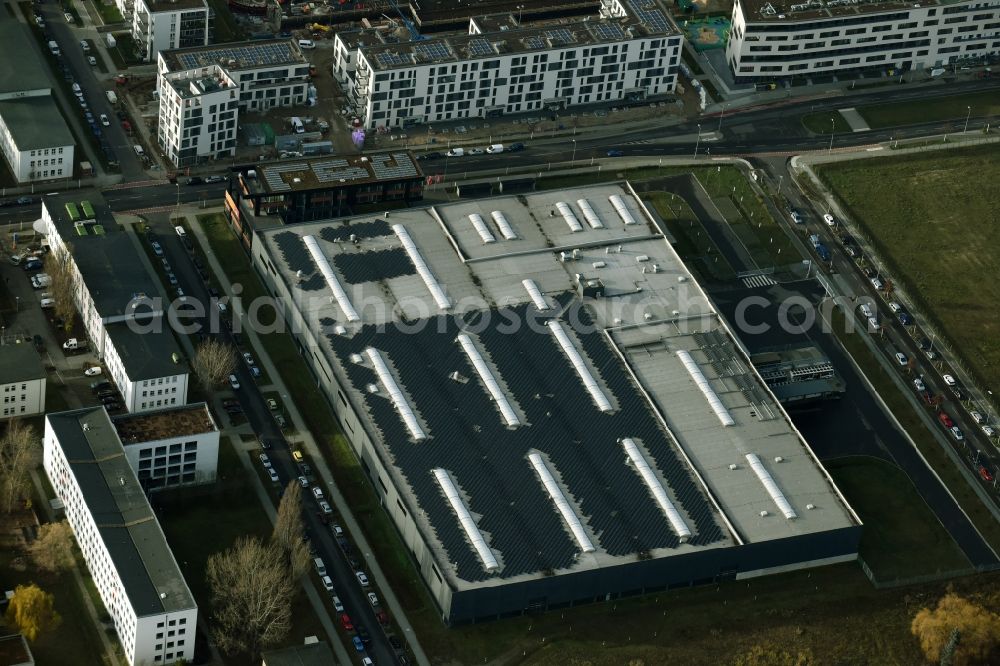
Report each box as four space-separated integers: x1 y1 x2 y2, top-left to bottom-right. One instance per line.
860 88 1000 129
829 305 1000 556
817 147 1000 400
801 111 853 135
95 1 124 24
802 89 1000 134
826 457 970 580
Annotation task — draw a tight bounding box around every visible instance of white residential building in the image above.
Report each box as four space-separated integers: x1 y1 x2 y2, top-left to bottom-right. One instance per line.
332 0 682 129
113 403 220 489
0 345 46 420
41 193 188 413
156 40 312 166
43 407 197 666
0 20 74 183
726 0 1000 81
132 0 210 63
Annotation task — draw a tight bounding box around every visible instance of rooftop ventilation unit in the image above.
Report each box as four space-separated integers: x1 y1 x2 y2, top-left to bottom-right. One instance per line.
433 468 499 571
675 349 735 427
746 453 797 519
393 224 451 311
547 320 613 413
576 198 604 229
456 334 520 427
468 213 496 244
555 201 583 233
365 347 426 441
622 438 692 541
521 279 550 310
490 210 517 240
528 452 596 553
302 235 360 322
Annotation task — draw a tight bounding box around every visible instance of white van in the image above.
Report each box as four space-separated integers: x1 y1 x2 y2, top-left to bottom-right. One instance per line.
291 117 305 134
133 144 145 157
486 144 504 154
298 39 315 50
313 557 327 576
446 147 464 157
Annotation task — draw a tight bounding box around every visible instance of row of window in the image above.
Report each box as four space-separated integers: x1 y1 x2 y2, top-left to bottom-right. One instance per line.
28 146 65 157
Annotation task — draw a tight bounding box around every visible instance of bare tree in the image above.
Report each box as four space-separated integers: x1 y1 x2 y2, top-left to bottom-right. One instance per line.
272 481 310 579
44 247 76 332
193 339 237 390
0 420 40 513
29 521 76 574
206 536 293 659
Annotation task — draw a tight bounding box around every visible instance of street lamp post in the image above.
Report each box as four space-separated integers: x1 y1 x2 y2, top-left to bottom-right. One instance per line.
571 139 577 164
828 118 835 153
964 106 972 133
717 104 726 134
517 4 524 25
693 124 701 159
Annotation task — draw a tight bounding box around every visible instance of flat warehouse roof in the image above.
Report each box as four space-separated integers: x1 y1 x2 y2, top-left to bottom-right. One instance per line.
0 97 73 151
257 185 857 590
46 407 196 616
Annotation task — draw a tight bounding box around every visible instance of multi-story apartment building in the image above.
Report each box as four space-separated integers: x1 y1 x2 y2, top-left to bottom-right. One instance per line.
43 407 197 666
0 18 74 184
332 0 682 129
112 403 219 490
41 193 188 413
156 40 312 166
726 0 1000 81
133 0 210 63
0 345 46 420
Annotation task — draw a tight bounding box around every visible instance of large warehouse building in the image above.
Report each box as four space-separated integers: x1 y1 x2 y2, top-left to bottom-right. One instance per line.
250 184 861 624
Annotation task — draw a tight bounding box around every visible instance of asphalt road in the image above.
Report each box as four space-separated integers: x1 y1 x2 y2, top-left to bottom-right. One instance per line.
142 212 400 665
711 281 999 568
35 4 145 180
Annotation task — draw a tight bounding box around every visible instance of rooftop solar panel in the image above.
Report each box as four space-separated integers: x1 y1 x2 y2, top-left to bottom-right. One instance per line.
468 38 494 57
272 231 325 291
319 220 392 243
545 28 575 45
594 23 625 41
324 296 726 583
332 248 415 284
524 36 546 49
174 42 299 71
415 41 450 61
375 52 411 67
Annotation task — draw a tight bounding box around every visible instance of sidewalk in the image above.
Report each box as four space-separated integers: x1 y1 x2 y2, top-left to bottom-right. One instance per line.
183 212 432 666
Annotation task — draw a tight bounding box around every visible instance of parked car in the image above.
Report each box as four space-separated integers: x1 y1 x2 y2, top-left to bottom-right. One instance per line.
943 374 957 386
913 378 926 392
99 114 109 127
355 571 369 587
229 374 240 390
312 487 324 500
823 213 836 226
367 592 379 607
318 500 333 515
352 636 364 652
298 475 309 488
340 614 354 631
332 596 344 612
417 151 442 161
321 575 334 592
938 412 954 429
84 366 102 376
949 426 964 441
268 468 279 483
894 352 908 366
979 466 993 482
90 381 111 392
259 453 272 467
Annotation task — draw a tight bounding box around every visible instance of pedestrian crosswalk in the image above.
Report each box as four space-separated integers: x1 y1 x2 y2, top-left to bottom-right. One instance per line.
742 274 777 288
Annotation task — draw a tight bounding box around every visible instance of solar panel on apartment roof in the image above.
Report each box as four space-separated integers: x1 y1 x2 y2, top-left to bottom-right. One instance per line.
468 38 494 57
325 296 727 582
375 52 410 67
415 41 450 60
524 36 546 49
594 23 626 40
635 7 671 32
176 42 296 70
545 28 574 44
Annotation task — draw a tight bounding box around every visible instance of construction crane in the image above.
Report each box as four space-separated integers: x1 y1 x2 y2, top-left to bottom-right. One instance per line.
385 0 425 40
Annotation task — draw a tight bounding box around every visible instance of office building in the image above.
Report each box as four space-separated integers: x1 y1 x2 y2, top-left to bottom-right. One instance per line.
43 407 197 666
0 345 46 420
133 0 210 63
156 40 312 166
224 151 424 246
332 0 682 129
250 184 861 624
726 0 1000 81
113 403 220 489
41 193 188 413
0 19 74 183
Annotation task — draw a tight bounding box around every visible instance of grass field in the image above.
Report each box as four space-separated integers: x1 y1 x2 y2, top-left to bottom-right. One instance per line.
826 457 970 580
817 146 1000 400
802 89 1000 134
